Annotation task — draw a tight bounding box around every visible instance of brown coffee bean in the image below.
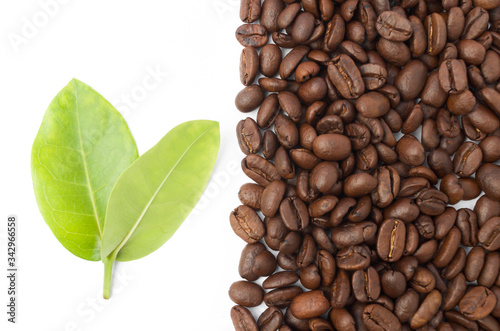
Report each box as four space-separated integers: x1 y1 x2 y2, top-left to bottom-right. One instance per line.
479 136 500 163
438 59 468 94
242 154 281 187
396 134 425 166
261 180 286 218
457 39 486 66
395 289 419 322
479 217 500 251
312 133 352 161
411 290 442 329
371 166 401 208
280 197 310 232
240 47 259 86
459 286 497 321
395 60 428 101
336 244 371 270
237 117 262 155
363 304 401 330
238 183 264 210
462 7 489 40
477 163 500 200
280 45 310 80
355 92 390 118
230 205 266 244
275 147 295 180
239 243 274 281
236 24 269 48
265 286 303 308
410 264 436 293
258 307 283 331
427 148 453 179
425 13 447 56
478 252 500 288
231 305 259 331
376 11 413 42
416 188 449 216
327 54 365 99
235 85 265 113
229 280 265 307
377 218 405 262
377 38 412 67
263 271 299 289
290 290 330 319
352 267 381 303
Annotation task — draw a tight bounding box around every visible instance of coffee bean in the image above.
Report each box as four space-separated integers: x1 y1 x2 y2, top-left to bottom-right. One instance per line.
263 271 299 289
240 0 261 23
395 60 428 101
229 280 265 307
355 91 390 118
479 217 500 251
352 267 381 302
236 24 269 48
477 163 500 200
230 205 266 244
438 59 468 94
336 244 371 270
411 290 442 329
258 307 283 331
329 308 356 331
242 154 281 186
312 133 352 161
377 218 406 262
425 13 447 55
376 11 413 41
231 305 259 331
261 180 286 217
240 47 259 86
280 197 310 231
327 54 365 99
459 286 497 320
363 304 401 330
290 290 330 319
235 85 265 113
237 117 262 155
265 286 303 308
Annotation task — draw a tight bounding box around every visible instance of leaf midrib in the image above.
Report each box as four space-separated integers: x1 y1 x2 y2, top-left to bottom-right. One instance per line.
74 83 103 238
107 126 214 259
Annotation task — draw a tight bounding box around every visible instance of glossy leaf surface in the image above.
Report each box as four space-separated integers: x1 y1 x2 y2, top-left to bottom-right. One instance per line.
31 79 138 261
101 120 220 262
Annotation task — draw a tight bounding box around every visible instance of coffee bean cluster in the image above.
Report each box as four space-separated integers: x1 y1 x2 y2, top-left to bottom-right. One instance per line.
230 0 500 329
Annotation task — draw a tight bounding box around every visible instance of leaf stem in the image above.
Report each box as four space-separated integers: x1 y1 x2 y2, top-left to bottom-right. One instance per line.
103 252 117 299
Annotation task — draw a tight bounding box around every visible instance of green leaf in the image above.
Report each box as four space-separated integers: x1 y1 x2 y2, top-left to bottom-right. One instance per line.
31 79 138 261
101 120 220 262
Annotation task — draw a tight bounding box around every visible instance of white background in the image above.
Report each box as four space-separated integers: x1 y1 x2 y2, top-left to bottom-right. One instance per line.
0 1 249 330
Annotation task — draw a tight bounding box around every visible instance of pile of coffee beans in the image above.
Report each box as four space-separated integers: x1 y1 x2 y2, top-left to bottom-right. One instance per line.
230 0 500 329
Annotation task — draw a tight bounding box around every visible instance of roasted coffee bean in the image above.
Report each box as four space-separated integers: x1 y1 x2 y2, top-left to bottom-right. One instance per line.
371 166 400 208
376 11 413 41
459 286 497 320
261 180 286 217
240 47 259 86
265 286 303 308
290 290 330 319
331 221 377 248
343 173 378 198
237 117 262 154
411 290 442 329
258 307 283 331
479 217 500 251
377 218 405 262
236 85 265 113
239 243 276 281
238 183 264 210
231 305 259 331
265 215 289 251
309 161 338 194
396 134 425 166
240 0 261 23
356 92 390 118
230 205 266 244
443 273 467 310
478 252 500 288
257 94 280 130
438 59 468 95
336 244 371 270
410 266 436 293
427 148 453 178
275 147 295 180
327 54 365 100
236 24 269 48
425 13 447 55
352 267 381 303
229 281 265 307
313 133 352 161
242 154 281 186
395 60 428 101
280 197 310 232
416 188 449 216
263 271 299 289
477 163 500 200
363 304 401 330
